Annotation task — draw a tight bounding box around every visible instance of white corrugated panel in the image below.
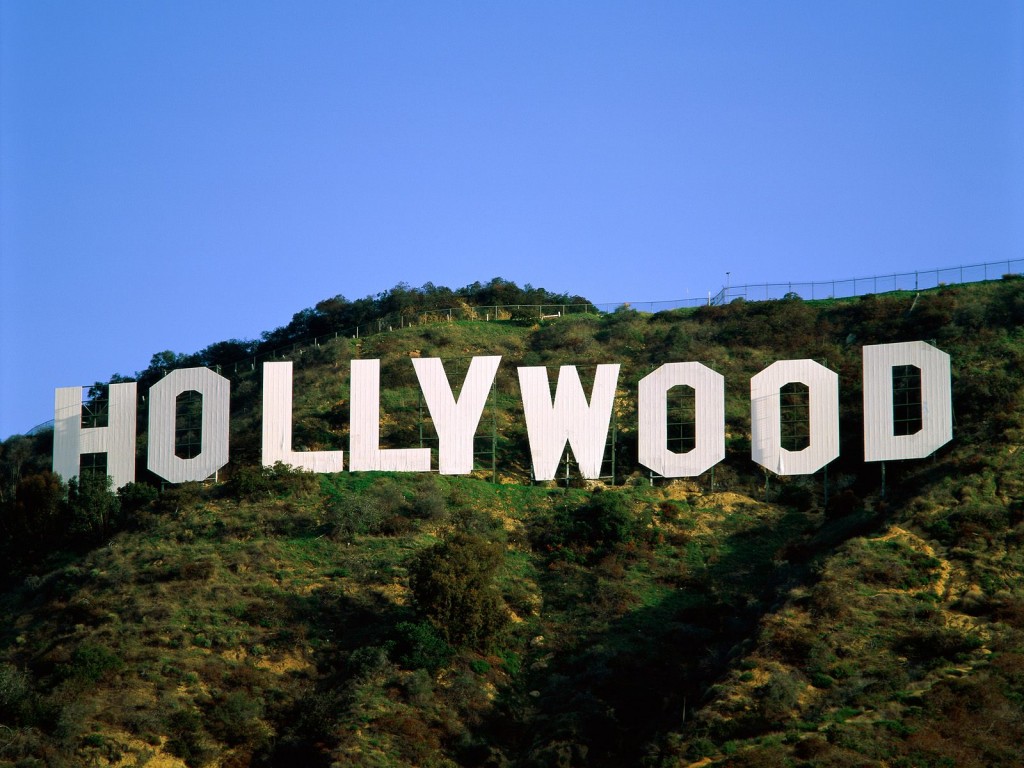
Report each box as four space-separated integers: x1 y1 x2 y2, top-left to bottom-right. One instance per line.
751 360 839 476
262 361 345 472
638 362 724 477
52 382 137 489
412 356 501 475
863 341 952 461
148 368 230 483
348 359 431 472
518 364 620 481
52 387 81 484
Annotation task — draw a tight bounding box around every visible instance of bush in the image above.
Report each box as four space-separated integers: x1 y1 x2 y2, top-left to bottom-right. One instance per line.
346 645 395 684
321 485 385 541
11 471 64 544
408 532 508 649
395 620 454 672
154 481 204 513
66 473 122 542
756 671 803 723
59 642 123 684
321 475 430 540
228 461 318 500
409 474 447 520
777 481 815 511
532 489 639 560
897 626 985 665
576 490 635 550
165 708 214 767
205 691 266 747
118 481 159 517
0 663 31 721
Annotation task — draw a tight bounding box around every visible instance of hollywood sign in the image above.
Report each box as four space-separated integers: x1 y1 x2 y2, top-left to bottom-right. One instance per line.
52 341 952 489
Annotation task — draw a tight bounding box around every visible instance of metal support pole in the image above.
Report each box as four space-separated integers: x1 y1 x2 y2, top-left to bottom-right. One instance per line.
610 407 617 486
823 464 829 509
490 377 498 484
418 390 425 449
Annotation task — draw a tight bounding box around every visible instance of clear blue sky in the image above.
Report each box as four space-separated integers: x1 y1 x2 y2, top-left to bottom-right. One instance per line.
2 1 1022 439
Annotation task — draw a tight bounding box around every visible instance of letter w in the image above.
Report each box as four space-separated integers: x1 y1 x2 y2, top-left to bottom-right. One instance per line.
518 364 620 481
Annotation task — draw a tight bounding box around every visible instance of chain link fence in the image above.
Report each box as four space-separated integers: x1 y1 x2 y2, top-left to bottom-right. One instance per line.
708 258 1023 306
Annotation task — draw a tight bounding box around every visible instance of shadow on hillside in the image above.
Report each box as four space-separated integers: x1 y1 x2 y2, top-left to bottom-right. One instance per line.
253 581 415 767
466 504 892 768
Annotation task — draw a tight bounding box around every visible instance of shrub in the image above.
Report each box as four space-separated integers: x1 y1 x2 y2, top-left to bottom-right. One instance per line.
154 481 204 513
346 645 395 684
575 490 635 550
11 471 64 543
532 489 638 560
409 473 447 520
756 671 803 723
60 642 123 684
408 532 508 648
228 461 318 500
777 481 815 511
320 475 420 540
395 620 454 672
897 626 985 665
165 708 214 767
65 473 123 543
205 691 266 747
403 668 434 707
118 481 159 517
322 486 384 541
0 663 31 721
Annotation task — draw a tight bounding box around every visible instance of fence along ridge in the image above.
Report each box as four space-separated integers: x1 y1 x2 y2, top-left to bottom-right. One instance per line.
707 258 1023 307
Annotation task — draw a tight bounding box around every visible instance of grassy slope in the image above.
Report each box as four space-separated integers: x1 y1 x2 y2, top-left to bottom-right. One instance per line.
1 279 1023 767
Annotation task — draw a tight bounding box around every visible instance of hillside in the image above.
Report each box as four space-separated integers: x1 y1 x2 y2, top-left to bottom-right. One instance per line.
1 276 1023 767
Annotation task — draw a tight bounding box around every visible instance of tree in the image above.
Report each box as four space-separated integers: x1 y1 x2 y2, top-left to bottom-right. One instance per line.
408 532 508 649
66 473 121 543
0 436 35 505
9 470 64 544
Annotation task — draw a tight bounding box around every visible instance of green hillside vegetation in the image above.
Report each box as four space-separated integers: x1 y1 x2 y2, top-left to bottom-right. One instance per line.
1 276 1022 767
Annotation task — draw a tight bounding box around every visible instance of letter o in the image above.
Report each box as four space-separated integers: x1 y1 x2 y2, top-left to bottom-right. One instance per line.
148 368 230 483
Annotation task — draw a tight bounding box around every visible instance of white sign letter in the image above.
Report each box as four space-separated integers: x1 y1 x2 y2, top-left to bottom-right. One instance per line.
751 360 839 476
349 359 431 472
412 356 501 475
863 341 952 461
638 362 724 477
148 368 230 483
53 382 137 489
262 361 344 472
518 364 620 481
